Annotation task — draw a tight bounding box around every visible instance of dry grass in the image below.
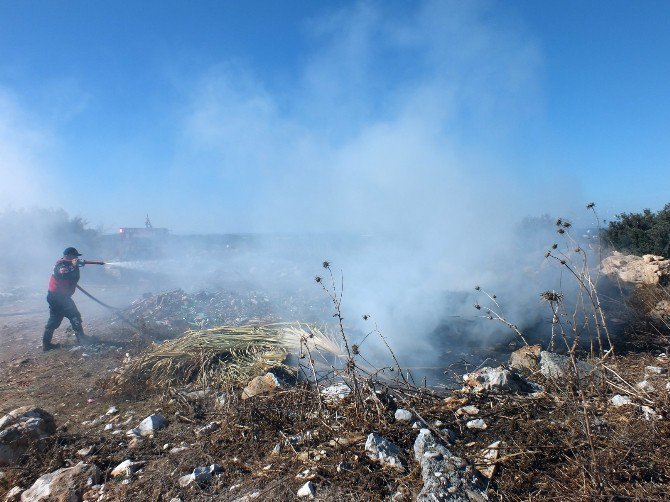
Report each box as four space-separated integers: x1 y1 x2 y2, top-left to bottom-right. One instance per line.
114 323 342 391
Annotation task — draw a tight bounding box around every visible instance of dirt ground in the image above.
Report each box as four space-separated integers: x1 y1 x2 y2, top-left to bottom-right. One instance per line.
2 293 670 501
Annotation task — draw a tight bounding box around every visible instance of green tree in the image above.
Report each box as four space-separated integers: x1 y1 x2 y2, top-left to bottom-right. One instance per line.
604 204 670 256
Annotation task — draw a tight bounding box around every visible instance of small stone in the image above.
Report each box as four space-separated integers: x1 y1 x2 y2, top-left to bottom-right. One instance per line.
178 473 195 487
76 446 94 457
463 365 541 393
394 409 412 422
321 383 351 401
476 440 501 478
637 380 656 392
610 394 633 407
411 420 427 429
195 421 220 436
466 419 487 430
645 366 667 375
170 446 189 455
271 443 281 455
241 373 281 400
296 468 311 479
297 481 315 498
111 459 143 478
641 405 661 420
443 396 469 409
138 414 168 436
456 405 480 416
104 424 113 431
365 433 403 469
106 406 119 415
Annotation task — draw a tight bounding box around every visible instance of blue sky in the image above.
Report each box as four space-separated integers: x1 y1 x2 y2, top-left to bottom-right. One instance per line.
1 0 669 234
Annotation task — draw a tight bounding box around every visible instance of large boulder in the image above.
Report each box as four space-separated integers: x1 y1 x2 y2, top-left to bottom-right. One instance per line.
601 252 670 286
21 462 101 501
414 429 487 501
509 345 542 372
0 407 56 467
539 351 596 381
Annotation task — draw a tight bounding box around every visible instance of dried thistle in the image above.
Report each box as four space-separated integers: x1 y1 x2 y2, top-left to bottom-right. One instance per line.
555 218 563 226
562 221 572 228
557 228 565 234
314 276 322 283
322 260 330 269
560 259 566 265
544 251 551 258
362 314 370 321
474 303 481 310
540 291 564 303
475 285 481 291
574 247 581 253
587 202 595 209
351 344 359 355
551 243 558 250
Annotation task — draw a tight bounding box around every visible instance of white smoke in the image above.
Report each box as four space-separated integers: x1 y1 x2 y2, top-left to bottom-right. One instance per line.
176 1 584 358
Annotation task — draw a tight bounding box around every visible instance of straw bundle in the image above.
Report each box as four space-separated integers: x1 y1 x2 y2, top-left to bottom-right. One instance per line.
115 322 341 390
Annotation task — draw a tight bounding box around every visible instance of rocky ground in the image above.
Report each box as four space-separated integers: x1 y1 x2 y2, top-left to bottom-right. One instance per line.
1 264 670 501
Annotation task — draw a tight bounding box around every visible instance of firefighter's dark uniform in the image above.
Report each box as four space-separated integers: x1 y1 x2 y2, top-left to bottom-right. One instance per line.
43 257 89 348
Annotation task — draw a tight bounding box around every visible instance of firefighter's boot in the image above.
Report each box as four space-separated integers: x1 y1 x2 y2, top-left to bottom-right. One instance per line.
42 329 61 351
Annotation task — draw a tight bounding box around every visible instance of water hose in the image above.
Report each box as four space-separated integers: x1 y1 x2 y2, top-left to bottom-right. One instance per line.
76 285 140 330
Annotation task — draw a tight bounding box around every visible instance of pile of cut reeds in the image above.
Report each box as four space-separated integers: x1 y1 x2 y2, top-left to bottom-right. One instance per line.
115 322 341 390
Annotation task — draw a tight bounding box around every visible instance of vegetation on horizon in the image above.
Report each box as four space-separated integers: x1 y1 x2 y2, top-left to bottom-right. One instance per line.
604 203 670 257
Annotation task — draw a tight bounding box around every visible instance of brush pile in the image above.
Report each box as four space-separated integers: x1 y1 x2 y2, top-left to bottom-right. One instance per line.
117 289 329 336
114 322 340 390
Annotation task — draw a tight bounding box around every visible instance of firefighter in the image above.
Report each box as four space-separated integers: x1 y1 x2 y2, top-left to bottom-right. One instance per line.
43 247 95 351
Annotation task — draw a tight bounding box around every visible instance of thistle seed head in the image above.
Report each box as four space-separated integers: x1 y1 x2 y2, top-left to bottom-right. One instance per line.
540 291 563 303
552 243 558 250
587 202 595 209
315 276 322 283
322 260 331 269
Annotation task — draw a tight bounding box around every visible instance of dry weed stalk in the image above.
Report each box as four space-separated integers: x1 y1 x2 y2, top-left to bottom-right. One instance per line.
473 286 529 346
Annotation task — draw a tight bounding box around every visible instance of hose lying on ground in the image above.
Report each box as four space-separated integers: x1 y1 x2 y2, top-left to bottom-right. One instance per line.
76 285 140 330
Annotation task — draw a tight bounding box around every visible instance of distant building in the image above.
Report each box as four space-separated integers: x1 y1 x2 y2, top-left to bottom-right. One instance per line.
118 215 168 239
116 216 168 259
